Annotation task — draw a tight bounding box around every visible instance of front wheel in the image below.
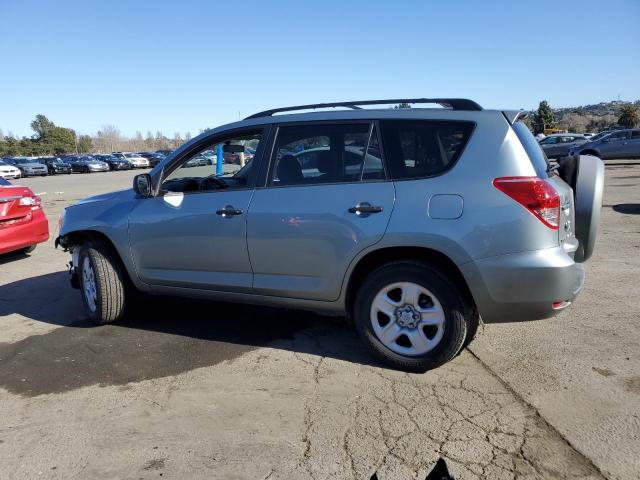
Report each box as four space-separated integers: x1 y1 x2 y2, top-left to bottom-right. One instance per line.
78 243 126 325
354 261 467 372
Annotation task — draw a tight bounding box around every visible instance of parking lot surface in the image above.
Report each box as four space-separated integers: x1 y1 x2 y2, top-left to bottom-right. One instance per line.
0 167 638 479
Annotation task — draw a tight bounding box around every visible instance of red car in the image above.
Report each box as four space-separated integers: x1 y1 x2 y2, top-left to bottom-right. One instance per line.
0 178 49 255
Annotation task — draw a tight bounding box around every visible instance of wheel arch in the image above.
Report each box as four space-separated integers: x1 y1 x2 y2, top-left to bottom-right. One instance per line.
59 229 138 289
344 246 477 318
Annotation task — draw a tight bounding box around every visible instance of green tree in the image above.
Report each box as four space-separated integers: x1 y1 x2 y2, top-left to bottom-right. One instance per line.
618 103 639 128
45 127 77 154
532 101 555 134
30 114 56 139
77 134 93 153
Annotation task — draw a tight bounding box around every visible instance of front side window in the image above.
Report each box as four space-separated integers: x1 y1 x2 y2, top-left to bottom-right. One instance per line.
381 120 474 180
269 123 384 187
540 136 558 144
605 131 629 141
161 131 261 193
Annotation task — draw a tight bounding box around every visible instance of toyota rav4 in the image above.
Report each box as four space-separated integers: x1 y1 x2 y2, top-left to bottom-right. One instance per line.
56 98 604 371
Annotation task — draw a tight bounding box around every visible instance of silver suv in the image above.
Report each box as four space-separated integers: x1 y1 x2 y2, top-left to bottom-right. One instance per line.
56 98 604 371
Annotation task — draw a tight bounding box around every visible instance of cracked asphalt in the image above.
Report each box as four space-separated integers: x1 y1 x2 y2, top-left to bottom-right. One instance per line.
0 165 638 479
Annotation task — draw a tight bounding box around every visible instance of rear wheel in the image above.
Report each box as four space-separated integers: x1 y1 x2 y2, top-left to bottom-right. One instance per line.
78 243 126 325
22 244 37 254
354 261 467 372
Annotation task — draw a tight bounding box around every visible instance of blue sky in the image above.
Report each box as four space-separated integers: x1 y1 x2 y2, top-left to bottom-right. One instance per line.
1 0 639 138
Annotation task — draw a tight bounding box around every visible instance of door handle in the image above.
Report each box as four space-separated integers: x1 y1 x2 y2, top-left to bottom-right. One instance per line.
216 205 243 217
348 202 383 217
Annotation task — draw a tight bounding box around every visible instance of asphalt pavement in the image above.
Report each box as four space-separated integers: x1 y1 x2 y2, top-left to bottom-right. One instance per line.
0 165 638 479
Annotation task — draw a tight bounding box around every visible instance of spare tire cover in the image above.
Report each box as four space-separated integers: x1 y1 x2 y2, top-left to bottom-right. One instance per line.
574 155 605 262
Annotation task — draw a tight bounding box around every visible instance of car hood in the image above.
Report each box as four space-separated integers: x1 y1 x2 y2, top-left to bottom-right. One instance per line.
70 188 132 207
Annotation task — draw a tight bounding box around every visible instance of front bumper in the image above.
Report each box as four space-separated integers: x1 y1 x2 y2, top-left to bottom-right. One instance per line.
0 209 49 255
0 172 21 179
23 169 48 176
460 246 585 323
88 166 109 172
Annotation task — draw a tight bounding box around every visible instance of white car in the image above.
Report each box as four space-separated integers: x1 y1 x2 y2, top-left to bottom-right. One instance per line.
111 152 149 169
123 153 150 169
0 160 22 179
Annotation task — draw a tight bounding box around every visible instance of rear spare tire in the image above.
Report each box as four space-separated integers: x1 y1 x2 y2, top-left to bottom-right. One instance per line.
574 155 605 262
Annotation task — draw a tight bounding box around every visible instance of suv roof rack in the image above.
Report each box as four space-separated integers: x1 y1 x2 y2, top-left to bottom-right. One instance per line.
245 98 483 119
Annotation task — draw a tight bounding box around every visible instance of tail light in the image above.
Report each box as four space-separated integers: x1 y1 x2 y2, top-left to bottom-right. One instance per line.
19 196 41 210
493 176 560 229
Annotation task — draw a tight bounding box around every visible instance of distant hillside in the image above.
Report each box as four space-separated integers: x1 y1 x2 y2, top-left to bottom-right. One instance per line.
534 100 640 133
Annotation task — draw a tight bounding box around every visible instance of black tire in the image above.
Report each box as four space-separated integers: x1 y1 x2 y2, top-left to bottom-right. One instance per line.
84 166 89 174
22 244 37 254
78 243 126 325
353 261 467 372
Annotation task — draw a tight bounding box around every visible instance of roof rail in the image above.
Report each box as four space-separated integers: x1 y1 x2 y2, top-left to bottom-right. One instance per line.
245 98 483 119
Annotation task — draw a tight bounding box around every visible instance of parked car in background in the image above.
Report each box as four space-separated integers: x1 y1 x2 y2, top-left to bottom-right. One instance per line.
184 154 208 167
538 134 590 158
69 155 110 173
0 160 22 179
155 149 173 156
4 157 48 177
569 128 640 159
40 157 72 175
56 97 604 372
0 179 49 255
93 154 131 170
112 152 149 168
137 152 165 167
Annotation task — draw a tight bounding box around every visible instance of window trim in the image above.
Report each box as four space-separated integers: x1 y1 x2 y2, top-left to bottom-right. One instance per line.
379 119 477 182
154 126 269 196
261 120 389 189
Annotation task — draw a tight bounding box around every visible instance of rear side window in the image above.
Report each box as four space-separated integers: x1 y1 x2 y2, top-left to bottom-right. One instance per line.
381 120 474 180
512 121 549 178
270 123 384 187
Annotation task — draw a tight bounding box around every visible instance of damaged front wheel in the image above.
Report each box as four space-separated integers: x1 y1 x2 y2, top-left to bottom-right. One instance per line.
78 243 126 325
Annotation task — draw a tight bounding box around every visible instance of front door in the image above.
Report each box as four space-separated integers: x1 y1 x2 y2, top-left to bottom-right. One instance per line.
598 130 629 159
247 122 394 301
128 130 264 292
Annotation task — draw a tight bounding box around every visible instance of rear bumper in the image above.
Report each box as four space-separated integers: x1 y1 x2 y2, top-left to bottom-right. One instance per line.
460 246 585 323
0 210 49 254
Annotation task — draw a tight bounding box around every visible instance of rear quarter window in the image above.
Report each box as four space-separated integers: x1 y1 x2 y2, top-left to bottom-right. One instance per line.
512 121 549 178
380 120 474 180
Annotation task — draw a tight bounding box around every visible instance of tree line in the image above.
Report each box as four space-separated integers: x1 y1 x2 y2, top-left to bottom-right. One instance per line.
2 104 639 158
529 101 639 134
0 115 192 157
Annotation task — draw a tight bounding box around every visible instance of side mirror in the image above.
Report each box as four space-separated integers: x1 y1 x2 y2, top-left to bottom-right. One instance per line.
133 173 152 197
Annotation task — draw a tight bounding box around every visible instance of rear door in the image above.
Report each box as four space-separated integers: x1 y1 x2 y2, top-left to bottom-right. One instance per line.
629 130 640 158
246 122 394 301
